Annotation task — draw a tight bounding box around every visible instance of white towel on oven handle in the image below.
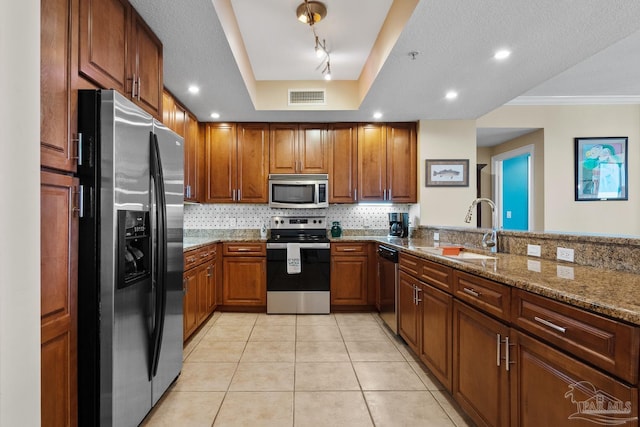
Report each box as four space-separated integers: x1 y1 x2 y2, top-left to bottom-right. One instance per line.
286 243 301 274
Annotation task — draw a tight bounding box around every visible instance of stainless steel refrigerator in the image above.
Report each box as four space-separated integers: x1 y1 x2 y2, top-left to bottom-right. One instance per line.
76 90 184 426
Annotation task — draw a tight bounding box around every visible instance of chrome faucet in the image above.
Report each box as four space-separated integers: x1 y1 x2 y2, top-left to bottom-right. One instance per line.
464 198 498 253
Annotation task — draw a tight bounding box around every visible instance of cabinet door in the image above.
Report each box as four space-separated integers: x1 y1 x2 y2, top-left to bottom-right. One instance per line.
357 123 387 201
41 171 78 427
205 260 218 314
269 123 298 173
330 255 368 305
204 123 237 203
196 264 209 324
387 123 417 202
162 91 175 131
129 10 162 118
420 283 453 391
453 300 510 427
398 271 420 354
184 113 201 202
183 269 198 340
79 0 129 93
237 123 269 203
328 124 357 202
223 257 266 306
511 330 638 427
298 124 328 173
41 0 77 173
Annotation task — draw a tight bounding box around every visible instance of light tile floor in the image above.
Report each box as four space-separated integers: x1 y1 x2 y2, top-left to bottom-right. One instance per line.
142 312 474 427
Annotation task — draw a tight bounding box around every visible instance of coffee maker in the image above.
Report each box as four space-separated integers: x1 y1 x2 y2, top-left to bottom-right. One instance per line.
388 212 409 237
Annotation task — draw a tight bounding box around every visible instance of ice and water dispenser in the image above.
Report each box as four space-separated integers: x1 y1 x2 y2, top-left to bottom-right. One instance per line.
117 210 151 289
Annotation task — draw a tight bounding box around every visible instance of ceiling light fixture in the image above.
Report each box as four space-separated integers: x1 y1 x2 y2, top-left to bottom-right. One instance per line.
445 91 458 100
494 49 511 60
373 112 383 119
210 112 220 119
296 1 327 24
297 1 332 81
188 85 200 94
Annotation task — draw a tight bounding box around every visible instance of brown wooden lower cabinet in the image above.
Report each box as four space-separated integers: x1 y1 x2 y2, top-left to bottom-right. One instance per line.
222 242 266 307
511 329 638 427
453 300 510 427
398 271 420 352
41 171 78 427
330 243 373 309
398 269 453 390
183 243 219 341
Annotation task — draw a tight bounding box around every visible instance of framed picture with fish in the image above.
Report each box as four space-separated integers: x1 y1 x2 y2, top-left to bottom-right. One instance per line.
425 159 469 187
575 137 628 201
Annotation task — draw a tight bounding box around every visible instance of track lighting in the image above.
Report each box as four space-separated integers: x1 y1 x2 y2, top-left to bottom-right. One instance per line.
297 1 333 80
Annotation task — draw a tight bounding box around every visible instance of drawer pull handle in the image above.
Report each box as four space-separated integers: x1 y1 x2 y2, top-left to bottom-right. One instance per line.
496 334 501 367
187 256 196 263
200 253 208 258
343 248 357 252
534 316 567 334
463 287 480 297
236 248 252 252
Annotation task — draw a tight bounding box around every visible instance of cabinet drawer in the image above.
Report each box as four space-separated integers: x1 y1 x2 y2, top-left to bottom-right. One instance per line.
184 243 217 270
512 289 640 384
332 242 368 255
453 270 510 321
223 242 266 256
399 253 421 276
419 259 452 293
184 247 204 270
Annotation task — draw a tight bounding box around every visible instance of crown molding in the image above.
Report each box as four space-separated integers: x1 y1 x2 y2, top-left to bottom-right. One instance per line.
507 95 640 106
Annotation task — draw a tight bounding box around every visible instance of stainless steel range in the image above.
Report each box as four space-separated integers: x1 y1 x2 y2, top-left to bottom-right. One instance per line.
266 216 330 314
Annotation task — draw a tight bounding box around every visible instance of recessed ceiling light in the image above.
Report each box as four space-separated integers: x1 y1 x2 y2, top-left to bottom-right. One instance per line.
373 112 383 119
445 91 458 100
210 112 220 119
494 49 511 60
188 85 200 94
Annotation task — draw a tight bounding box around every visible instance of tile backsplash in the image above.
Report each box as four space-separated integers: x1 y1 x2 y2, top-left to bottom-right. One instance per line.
184 203 412 230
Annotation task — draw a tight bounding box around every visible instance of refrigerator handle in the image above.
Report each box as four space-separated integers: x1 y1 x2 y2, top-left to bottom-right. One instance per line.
149 132 168 379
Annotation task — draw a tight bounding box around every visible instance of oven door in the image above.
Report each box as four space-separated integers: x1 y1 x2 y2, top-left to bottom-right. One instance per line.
266 243 330 291
266 242 330 313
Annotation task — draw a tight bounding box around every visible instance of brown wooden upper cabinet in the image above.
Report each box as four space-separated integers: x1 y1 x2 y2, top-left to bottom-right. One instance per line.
204 123 269 203
357 123 417 203
328 124 357 203
41 0 78 173
270 124 328 174
79 0 163 119
163 90 200 201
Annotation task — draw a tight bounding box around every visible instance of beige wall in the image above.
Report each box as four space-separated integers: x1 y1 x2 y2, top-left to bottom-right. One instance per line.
418 120 477 227
0 0 42 425
477 105 640 235
484 129 545 231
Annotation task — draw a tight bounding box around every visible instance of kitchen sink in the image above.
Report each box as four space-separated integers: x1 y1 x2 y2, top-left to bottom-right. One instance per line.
445 252 497 260
413 246 497 261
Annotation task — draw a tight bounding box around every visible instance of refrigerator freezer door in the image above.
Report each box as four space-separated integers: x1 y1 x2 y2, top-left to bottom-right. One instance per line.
102 91 154 425
150 120 184 404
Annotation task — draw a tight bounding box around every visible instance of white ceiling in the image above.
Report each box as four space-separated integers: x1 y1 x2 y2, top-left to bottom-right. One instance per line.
128 0 640 146
230 0 393 81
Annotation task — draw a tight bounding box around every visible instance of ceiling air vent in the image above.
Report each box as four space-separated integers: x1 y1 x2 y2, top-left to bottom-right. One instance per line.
288 89 326 106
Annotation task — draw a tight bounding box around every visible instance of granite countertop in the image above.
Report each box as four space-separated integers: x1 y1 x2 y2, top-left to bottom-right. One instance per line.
368 237 640 327
183 237 267 250
183 234 640 326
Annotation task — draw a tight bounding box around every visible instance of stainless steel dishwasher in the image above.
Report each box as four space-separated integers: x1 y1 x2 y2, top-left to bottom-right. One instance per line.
377 245 399 334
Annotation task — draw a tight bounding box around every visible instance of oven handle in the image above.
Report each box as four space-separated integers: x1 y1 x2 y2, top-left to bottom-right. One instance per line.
267 242 330 250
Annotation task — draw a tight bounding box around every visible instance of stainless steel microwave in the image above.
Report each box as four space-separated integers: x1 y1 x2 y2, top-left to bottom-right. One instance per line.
269 174 329 209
